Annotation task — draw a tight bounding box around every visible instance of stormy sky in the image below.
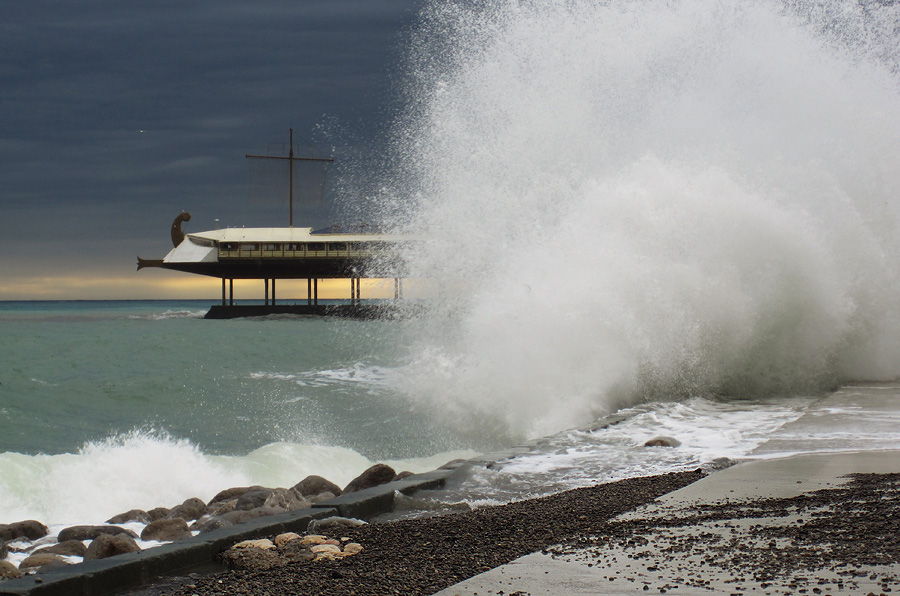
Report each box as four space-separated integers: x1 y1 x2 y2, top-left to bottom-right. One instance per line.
0 0 421 299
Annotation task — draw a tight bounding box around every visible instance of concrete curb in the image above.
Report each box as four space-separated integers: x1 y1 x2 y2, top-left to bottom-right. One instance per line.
0 467 468 596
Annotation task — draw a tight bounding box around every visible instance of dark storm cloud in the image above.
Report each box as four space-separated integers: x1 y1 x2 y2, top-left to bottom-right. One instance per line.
0 0 420 280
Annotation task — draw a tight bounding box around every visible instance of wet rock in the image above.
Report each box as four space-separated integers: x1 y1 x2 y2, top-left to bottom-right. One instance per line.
308 491 337 504
236 489 274 511
208 498 238 517
167 497 208 522
644 436 681 447
221 507 281 525
106 509 150 525
18 553 68 570
208 486 267 507
0 540 6 559
307 516 367 533
191 515 232 534
0 520 49 541
141 518 192 542
292 475 342 498
264 488 310 512
57 525 138 542
34 540 88 557
343 463 397 494
0 560 21 579
147 507 171 522
85 533 141 560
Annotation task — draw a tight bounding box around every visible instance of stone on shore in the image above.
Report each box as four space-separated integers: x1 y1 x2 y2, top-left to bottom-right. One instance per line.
191 515 232 534
34 540 88 557
292 475 342 498
208 486 266 507
141 518 192 542
106 509 151 525
18 553 69 570
0 560 21 579
167 497 208 521
221 507 281 525
263 487 310 511
236 489 274 510
273 533 301 548
232 539 275 550
0 540 7 559
147 507 170 522
0 520 49 541
343 463 397 494
57 525 138 542
85 533 141 560
644 436 681 447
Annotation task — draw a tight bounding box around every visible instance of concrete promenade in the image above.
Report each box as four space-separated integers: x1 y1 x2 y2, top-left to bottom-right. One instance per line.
433 382 900 596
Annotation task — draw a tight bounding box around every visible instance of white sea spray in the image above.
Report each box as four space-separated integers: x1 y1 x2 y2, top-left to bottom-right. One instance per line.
377 0 900 440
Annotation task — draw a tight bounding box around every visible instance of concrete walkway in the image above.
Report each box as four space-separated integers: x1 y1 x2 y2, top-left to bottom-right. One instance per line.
433 383 900 596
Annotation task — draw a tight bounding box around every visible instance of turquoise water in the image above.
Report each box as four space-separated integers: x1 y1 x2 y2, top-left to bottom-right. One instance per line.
0 300 468 458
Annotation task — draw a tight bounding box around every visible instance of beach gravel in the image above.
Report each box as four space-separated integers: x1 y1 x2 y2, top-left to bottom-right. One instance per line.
133 470 704 596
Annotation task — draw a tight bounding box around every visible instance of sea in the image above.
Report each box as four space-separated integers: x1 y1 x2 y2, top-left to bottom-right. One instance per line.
4 0 900 542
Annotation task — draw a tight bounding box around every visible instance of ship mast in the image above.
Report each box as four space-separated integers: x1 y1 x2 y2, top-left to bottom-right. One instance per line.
245 128 334 227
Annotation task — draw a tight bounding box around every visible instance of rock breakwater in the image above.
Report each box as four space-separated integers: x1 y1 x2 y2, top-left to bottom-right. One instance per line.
0 464 405 580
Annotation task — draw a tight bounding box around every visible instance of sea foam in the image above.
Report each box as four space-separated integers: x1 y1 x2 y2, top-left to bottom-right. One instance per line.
0 429 475 526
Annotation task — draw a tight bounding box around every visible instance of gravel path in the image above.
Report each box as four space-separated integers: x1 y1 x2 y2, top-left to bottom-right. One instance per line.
130 469 705 596
549 471 900 594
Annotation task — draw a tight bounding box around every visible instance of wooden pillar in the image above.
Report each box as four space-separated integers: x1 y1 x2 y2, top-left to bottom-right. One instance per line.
264 279 269 306
222 278 226 306
394 278 399 300
229 279 234 306
307 278 312 306
272 279 276 306
350 278 356 306
314 279 318 306
356 277 361 303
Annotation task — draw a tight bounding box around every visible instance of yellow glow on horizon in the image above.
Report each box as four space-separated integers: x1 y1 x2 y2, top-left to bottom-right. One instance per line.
1 273 418 301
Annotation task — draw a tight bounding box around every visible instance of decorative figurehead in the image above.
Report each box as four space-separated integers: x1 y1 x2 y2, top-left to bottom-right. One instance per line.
171 212 192 247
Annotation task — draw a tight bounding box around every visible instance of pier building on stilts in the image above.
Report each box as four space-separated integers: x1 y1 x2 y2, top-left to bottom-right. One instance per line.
137 130 414 319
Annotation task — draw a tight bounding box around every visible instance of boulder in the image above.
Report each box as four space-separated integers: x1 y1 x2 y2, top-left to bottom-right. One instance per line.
220 545 284 571
141 518 192 542
343 463 397 494
84 533 140 560
292 475 342 498
274 533 301 548
208 486 267 507
263 488 310 512
58 525 138 542
167 497 208 522
0 520 49 541
308 491 337 504
236 489 274 511
1 540 7 559
18 553 68 570
394 470 415 481
208 498 238 516
232 539 275 550
191 515 232 534
34 540 88 557
106 509 150 525
644 436 681 447
221 508 280 525
147 507 171 521
0 560 21 579
307 516 367 533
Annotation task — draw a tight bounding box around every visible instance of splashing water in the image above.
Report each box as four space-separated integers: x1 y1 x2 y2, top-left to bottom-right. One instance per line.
377 0 900 441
